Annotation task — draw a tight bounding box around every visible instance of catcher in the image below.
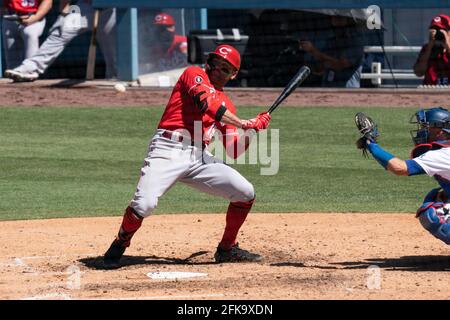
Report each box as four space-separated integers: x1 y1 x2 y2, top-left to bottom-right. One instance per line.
355 108 450 244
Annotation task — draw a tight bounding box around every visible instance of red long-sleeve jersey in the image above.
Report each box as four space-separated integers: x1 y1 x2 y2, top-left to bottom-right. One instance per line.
158 66 248 158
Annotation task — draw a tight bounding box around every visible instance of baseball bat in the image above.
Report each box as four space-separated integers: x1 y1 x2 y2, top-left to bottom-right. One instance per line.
86 9 100 80
267 65 311 114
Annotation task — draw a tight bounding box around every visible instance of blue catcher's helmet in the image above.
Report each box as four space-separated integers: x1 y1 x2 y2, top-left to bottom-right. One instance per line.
410 107 450 145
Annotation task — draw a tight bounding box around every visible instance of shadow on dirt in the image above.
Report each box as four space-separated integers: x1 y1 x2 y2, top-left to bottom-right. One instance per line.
328 255 450 272
49 79 87 88
270 262 306 267
79 250 216 270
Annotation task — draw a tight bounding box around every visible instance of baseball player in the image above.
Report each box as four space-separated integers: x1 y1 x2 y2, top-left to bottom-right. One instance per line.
356 108 450 245
149 12 188 72
4 0 116 81
103 44 271 269
2 0 53 71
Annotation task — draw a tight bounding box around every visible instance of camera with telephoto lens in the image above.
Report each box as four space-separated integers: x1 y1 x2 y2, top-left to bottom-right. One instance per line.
435 28 446 41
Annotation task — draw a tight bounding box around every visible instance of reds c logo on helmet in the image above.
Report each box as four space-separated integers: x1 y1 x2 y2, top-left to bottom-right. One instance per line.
209 44 241 71
219 47 233 56
153 13 175 26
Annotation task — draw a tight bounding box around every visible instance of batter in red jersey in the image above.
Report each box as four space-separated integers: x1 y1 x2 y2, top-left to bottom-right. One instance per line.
103 44 271 269
149 12 188 71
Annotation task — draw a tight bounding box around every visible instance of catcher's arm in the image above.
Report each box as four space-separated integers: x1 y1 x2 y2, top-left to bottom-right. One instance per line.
354 112 409 176
385 157 408 176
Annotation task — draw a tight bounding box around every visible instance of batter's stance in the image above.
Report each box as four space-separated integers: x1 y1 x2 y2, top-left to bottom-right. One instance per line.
104 44 271 269
356 108 450 245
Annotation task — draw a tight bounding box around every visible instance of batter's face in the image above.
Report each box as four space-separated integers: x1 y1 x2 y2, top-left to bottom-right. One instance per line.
207 57 238 89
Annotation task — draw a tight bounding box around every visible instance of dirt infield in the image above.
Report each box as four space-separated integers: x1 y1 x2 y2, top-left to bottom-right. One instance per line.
1 80 450 107
1 213 450 300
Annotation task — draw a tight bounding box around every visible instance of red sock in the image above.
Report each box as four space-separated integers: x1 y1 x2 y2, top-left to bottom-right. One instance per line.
219 199 254 250
117 206 143 247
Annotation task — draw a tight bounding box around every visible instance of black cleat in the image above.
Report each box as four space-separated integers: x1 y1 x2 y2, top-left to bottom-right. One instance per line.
103 238 127 269
214 243 263 263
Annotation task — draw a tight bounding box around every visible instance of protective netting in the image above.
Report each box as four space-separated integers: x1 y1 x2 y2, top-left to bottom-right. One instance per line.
135 7 450 88
2 3 449 88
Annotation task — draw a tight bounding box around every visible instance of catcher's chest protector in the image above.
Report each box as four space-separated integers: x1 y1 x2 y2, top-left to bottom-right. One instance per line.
411 141 450 159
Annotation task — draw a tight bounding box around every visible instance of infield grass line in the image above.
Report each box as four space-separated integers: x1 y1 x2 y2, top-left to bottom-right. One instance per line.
0 106 434 220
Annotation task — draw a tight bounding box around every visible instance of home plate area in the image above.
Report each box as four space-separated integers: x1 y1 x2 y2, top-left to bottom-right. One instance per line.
1 214 450 299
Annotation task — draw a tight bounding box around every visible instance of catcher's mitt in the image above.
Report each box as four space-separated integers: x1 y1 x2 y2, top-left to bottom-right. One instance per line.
355 112 379 157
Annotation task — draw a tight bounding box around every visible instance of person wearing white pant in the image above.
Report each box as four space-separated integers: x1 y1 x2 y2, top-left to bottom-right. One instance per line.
103 45 272 269
4 0 116 81
2 0 53 70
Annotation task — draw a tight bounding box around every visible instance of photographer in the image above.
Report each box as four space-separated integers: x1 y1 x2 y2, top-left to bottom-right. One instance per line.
149 12 188 72
299 15 364 88
414 14 450 86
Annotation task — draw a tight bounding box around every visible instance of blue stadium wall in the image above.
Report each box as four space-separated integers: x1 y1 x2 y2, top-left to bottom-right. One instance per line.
1 1 449 80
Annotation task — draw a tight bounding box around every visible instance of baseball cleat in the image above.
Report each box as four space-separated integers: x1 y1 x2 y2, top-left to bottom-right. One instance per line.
214 243 263 263
4 69 18 80
4 69 38 81
103 238 127 269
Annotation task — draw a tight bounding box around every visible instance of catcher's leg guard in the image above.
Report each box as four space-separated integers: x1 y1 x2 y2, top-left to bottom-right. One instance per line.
103 206 143 269
218 198 255 250
417 202 450 245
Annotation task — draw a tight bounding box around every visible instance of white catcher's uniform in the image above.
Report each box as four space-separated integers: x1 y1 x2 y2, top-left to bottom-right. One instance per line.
409 143 450 245
14 0 116 78
412 147 450 195
413 147 450 181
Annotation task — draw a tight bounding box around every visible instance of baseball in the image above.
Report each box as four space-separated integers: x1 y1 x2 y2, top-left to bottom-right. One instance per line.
114 83 126 93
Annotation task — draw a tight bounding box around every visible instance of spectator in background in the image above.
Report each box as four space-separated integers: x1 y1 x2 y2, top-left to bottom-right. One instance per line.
149 12 188 72
414 14 450 86
2 0 53 70
4 0 116 82
299 15 364 88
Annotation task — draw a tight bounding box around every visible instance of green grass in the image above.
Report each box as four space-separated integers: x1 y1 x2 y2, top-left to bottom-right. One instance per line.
0 106 435 220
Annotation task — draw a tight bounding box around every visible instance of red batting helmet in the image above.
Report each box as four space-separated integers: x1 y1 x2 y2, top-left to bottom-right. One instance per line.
153 13 175 26
208 44 241 71
430 14 450 29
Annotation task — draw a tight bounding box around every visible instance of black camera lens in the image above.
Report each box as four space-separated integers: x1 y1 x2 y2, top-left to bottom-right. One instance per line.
435 28 446 40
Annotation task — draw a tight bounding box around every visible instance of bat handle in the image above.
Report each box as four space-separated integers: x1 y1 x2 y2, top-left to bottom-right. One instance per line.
267 102 279 115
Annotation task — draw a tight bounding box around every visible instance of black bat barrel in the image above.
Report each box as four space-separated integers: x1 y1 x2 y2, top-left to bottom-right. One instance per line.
268 66 311 114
